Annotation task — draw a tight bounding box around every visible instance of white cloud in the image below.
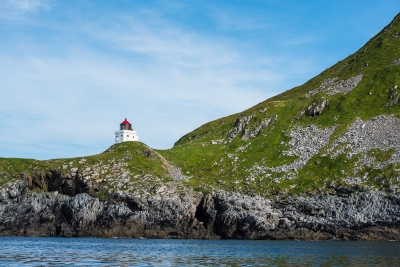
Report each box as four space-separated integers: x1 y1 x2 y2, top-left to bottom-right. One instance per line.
0 3 320 159
0 0 52 21
1 0 51 11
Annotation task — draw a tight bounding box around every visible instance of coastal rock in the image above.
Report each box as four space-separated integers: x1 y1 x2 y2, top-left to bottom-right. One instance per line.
1 179 399 240
0 179 214 239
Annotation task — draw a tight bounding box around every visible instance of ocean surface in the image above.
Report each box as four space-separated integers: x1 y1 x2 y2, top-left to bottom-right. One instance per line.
0 237 399 266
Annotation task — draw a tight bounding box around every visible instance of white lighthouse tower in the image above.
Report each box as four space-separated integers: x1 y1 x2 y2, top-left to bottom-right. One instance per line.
114 118 139 143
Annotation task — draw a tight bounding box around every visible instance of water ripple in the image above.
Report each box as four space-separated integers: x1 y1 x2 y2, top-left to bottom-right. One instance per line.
0 237 398 266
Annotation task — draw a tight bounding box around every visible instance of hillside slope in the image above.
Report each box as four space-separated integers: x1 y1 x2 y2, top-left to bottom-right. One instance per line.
0 13 400 240
159 12 400 196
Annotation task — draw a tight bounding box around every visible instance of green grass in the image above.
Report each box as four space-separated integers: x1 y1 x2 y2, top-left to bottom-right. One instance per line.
0 142 171 198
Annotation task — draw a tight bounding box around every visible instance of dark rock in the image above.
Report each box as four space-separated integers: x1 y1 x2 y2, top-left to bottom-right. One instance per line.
143 149 154 158
307 99 327 116
0 179 399 240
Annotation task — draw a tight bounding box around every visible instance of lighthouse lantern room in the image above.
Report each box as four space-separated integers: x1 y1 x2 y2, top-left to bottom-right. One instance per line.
115 118 139 143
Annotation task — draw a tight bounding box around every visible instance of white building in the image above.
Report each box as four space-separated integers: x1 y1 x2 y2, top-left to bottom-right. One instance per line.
114 118 139 143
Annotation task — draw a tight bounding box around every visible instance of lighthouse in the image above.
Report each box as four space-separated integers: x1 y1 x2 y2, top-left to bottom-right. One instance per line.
114 118 139 143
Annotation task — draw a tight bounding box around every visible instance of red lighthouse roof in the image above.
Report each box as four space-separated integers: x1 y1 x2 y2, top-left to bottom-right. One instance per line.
120 118 131 125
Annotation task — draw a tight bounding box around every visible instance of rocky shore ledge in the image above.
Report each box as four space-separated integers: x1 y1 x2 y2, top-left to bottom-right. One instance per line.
1 179 399 240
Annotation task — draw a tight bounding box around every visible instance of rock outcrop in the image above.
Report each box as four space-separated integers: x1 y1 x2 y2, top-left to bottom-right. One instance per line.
250 124 337 174
0 180 213 239
305 74 364 97
306 99 328 116
218 114 276 144
1 179 399 240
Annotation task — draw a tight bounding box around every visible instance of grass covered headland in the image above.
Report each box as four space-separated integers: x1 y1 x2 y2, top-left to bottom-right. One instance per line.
1 14 400 199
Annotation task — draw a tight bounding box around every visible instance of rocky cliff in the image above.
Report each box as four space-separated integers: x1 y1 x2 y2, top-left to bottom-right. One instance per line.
1 178 399 240
1 14 400 240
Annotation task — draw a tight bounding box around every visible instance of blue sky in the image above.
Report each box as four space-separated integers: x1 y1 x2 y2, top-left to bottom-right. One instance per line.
0 0 399 160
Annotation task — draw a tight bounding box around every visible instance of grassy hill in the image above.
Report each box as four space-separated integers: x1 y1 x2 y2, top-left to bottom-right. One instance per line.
1 13 400 198
158 13 400 195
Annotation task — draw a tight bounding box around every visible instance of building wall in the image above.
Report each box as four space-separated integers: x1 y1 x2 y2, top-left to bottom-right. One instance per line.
114 130 139 143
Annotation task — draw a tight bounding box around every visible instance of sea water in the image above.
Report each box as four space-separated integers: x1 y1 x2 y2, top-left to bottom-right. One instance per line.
0 237 399 266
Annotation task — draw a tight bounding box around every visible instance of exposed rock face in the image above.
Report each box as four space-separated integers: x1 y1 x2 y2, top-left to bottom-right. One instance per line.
270 190 400 240
241 118 274 141
1 179 399 240
195 189 400 240
250 124 337 174
220 114 276 144
226 115 255 143
306 99 328 116
306 74 363 97
0 180 213 239
328 115 400 163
